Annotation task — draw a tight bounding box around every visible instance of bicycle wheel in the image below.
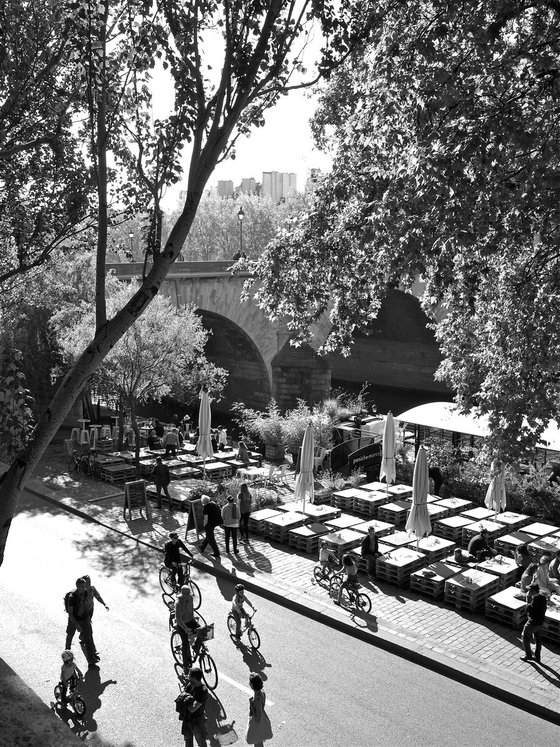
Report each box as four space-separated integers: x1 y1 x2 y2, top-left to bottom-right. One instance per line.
162 592 175 611
54 684 63 703
159 566 174 594
357 592 372 613
189 580 202 610
174 662 187 685
227 614 237 637
338 586 350 607
170 630 183 665
248 626 261 650
73 695 86 717
313 565 325 584
329 575 342 599
199 651 218 691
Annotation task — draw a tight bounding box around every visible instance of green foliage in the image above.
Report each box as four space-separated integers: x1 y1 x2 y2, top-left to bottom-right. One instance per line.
0 348 35 461
232 400 285 446
251 0 560 461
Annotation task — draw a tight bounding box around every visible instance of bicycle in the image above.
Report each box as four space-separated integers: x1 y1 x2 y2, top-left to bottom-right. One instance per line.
69 449 94 477
170 621 218 691
313 552 342 587
159 560 201 610
53 674 86 718
227 610 260 649
329 578 372 613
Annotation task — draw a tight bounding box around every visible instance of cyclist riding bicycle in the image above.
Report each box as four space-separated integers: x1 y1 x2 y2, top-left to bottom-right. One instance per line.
335 554 359 605
164 532 193 588
59 650 83 703
231 584 256 639
175 586 203 669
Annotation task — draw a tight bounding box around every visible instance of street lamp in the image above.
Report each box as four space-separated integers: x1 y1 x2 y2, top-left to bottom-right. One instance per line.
128 232 134 257
237 206 244 257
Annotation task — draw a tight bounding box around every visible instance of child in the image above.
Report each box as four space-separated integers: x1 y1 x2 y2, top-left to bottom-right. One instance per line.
336 553 359 605
319 541 331 574
231 584 256 639
60 650 82 702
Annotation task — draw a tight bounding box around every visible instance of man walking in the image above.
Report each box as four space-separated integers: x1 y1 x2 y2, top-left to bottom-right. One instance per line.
176 666 208 747
152 456 173 510
163 426 181 458
199 496 222 558
83 575 109 618
65 577 99 665
520 582 547 663
361 526 381 578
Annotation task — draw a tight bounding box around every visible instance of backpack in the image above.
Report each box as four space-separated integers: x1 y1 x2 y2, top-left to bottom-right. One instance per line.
63 590 73 613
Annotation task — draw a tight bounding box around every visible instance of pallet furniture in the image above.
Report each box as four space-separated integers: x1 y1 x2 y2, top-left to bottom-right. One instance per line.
493 530 535 557
383 531 416 550
414 536 456 563
492 511 531 532
99 463 136 484
410 561 463 600
322 528 364 559
377 500 411 529
522 522 560 539
349 542 393 575
247 508 283 535
444 568 500 612
542 598 560 644
462 519 505 548
475 555 518 590
287 522 331 554
375 547 426 588
426 504 450 523
93 454 125 467
146 482 195 511
360 481 389 492
324 514 363 531
528 535 560 560
331 488 363 511
386 484 413 500
169 465 202 481
460 507 496 523
263 511 307 543
433 516 476 543
485 586 528 629
350 489 390 518
352 518 395 538
202 461 233 481
432 497 474 516
276 501 341 523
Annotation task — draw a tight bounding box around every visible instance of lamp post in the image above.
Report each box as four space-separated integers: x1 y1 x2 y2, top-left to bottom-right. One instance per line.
128 232 134 257
237 206 244 257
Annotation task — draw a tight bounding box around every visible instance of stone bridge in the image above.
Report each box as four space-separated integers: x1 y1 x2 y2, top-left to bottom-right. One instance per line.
107 262 446 413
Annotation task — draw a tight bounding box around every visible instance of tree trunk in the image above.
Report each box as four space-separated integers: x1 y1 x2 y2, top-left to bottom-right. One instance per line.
130 397 141 477
117 399 124 451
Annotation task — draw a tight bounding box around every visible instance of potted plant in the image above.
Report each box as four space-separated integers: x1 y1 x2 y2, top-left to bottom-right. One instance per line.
232 400 286 462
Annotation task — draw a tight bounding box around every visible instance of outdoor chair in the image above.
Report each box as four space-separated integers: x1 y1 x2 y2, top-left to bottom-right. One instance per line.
100 425 112 439
70 427 81 443
78 429 90 446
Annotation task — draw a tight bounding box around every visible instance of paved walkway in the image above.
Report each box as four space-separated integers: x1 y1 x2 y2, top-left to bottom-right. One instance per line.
3 443 560 732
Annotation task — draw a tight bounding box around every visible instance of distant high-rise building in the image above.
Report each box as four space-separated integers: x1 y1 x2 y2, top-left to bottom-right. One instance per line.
217 180 234 198
239 178 256 195
261 171 297 203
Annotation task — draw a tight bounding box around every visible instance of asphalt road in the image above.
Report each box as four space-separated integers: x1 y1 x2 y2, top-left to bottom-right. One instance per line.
1 491 559 746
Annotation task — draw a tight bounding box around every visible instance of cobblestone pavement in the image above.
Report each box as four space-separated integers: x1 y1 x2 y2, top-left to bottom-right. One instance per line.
4 440 560 723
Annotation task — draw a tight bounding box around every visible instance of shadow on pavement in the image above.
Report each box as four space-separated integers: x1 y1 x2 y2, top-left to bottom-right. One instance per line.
244 544 272 574
534 662 560 689
80 666 117 733
233 642 272 681
206 690 239 746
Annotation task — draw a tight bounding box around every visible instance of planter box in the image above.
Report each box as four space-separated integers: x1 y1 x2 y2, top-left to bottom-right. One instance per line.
264 443 285 462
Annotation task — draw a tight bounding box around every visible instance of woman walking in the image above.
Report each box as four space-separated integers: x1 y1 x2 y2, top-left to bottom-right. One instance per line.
245 672 272 746
222 495 240 554
238 483 252 543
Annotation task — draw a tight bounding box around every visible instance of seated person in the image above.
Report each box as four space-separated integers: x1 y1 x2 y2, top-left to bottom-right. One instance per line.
518 562 538 594
534 555 560 597
549 549 560 582
236 440 250 466
335 553 359 605
162 427 181 457
146 428 160 449
515 544 532 581
153 418 165 438
467 528 497 562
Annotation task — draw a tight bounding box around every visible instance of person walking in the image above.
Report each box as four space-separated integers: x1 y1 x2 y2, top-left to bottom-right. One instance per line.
238 482 252 542
199 496 222 558
245 672 273 746
222 495 240 554
83 575 109 619
520 583 548 663
217 427 228 450
65 577 98 665
152 456 173 510
163 426 181 457
176 666 208 747
360 526 381 578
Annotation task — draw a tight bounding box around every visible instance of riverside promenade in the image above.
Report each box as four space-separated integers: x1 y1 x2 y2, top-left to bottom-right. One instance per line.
1 443 560 744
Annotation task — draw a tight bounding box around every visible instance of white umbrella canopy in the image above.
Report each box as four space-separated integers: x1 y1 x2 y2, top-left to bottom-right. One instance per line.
196 389 214 467
294 422 314 511
379 412 396 490
406 445 432 546
485 461 507 518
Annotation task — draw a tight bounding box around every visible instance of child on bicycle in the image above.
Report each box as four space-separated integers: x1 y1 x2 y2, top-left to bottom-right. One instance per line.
318 541 339 577
60 650 82 703
335 553 359 605
231 584 256 639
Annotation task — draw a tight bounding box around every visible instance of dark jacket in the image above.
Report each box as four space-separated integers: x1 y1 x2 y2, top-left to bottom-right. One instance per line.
527 592 547 626
203 501 223 529
361 534 379 556
152 462 170 486
164 539 192 566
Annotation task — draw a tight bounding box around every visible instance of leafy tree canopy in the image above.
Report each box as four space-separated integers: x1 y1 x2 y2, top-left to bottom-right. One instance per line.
252 0 560 461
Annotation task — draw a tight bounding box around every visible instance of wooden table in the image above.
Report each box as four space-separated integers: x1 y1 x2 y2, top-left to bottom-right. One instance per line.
331 488 365 511
377 500 411 529
410 561 463 600
444 568 500 612
528 535 560 560
415 536 456 563
288 522 331 554
248 508 283 535
201 461 233 481
360 481 388 493
169 465 202 481
146 482 196 511
493 530 535 557
433 516 476 542
475 555 518 589
352 490 391 518
426 504 450 522
460 507 496 522
179 454 205 466
350 542 392 574
543 596 560 644
322 528 364 558
324 514 363 531
433 497 474 516
93 454 124 466
383 531 416 550
263 511 307 543
352 518 395 538
386 484 413 500
485 586 528 629
276 501 341 523
99 463 136 484
462 519 505 548
237 467 266 482
376 547 427 588
522 522 560 539
492 511 531 532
